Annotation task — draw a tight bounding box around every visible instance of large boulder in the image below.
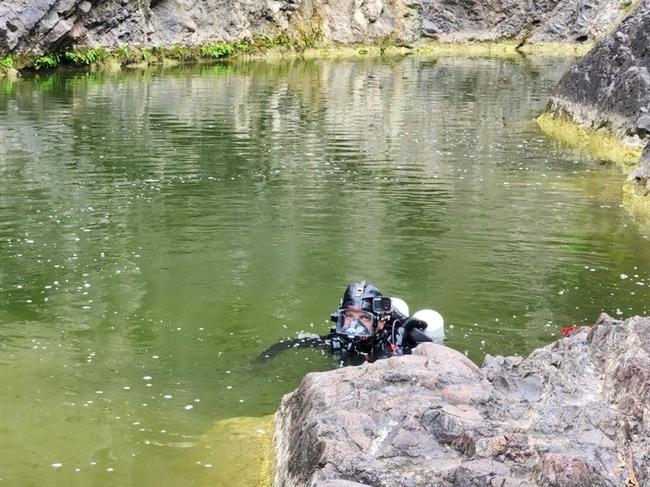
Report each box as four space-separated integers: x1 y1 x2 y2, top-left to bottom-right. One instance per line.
275 314 650 486
547 0 650 144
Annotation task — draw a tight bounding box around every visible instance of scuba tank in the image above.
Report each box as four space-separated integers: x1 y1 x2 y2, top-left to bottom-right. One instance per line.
387 298 445 350
412 309 445 340
389 297 444 340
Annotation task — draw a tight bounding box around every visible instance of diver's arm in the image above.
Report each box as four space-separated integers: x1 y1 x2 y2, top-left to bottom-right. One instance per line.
253 335 331 362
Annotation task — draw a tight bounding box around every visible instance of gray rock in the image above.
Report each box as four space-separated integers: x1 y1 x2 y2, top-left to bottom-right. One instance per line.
454 459 510 486
77 1 91 14
548 0 650 143
0 0 634 57
275 315 650 486
419 0 630 44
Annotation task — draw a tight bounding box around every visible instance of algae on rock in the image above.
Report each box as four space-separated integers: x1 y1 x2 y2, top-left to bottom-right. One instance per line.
537 112 643 169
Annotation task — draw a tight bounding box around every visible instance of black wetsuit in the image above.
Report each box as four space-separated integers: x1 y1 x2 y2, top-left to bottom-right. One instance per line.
255 313 431 364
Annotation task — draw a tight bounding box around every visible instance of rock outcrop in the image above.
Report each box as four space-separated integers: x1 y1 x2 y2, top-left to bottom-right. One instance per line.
547 0 650 145
421 0 629 44
275 314 649 486
0 0 634 57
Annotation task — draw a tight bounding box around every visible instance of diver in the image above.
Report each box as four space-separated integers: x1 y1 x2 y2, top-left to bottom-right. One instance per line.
256 281 444 364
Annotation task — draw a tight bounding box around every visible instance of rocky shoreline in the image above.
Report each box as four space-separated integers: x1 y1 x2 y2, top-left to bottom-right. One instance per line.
274 314 650 486
0 0 633 76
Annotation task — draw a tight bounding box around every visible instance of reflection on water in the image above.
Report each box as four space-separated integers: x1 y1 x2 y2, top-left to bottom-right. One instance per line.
0 56 649 485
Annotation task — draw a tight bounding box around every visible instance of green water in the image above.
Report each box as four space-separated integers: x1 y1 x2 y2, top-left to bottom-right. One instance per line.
0 56 649 485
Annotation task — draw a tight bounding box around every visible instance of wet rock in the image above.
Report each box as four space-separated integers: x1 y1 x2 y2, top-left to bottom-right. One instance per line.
275 315 650 486
548 0 650 144
627 143 650 195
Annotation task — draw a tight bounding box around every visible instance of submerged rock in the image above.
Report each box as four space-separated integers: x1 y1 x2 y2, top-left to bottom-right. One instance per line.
274 314 650 486
0 0 633 57
197 415 274 487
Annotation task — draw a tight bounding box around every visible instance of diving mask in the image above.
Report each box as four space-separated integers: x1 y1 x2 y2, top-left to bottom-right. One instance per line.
335 308 375 338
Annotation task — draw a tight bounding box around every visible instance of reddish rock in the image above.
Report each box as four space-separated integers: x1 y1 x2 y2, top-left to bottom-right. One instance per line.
275 315 650 486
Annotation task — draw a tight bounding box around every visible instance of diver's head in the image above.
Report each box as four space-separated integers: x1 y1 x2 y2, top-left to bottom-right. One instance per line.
333 281 383 342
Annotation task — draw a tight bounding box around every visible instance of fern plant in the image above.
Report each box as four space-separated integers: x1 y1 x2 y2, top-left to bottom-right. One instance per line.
32 53 61 70
63 48 108 65
199 42 234 59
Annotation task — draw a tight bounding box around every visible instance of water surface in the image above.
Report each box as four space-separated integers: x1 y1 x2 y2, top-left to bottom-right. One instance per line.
0 56 649 485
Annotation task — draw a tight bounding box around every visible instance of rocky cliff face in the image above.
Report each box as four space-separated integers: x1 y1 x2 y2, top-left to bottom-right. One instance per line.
0 0 633 56
275 314 649 486
421 0 629 44
548 0 650 145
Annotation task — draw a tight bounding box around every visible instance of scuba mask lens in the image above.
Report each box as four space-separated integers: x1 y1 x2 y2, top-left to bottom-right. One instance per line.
335 308 375 338
346 320 368 337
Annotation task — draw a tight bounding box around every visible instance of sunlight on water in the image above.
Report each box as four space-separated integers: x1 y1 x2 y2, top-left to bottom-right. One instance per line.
0 56 649 485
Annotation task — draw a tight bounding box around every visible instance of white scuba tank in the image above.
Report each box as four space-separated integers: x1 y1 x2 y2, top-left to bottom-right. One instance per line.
390 298 445 340
412 309 445 340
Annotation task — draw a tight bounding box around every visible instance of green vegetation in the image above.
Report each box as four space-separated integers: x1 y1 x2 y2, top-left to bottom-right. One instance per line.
200 42 235 59
10 33 306 75
538 111 650 221
537 112 642 169
63 47 108 65
623 181 650 229
0 36 593 79
0 56 14 69
252 33 293 50
32 53 61 70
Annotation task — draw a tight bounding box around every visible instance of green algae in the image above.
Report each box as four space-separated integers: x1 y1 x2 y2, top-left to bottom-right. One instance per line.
414 41 591 58
0 55 17 79
538 112 650 225
517 42 593 56
193 415 275 487
537 112 642 170
623 179 650 230
0 36 593 80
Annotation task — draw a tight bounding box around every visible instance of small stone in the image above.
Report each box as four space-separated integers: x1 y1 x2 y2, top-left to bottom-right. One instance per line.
78 1 92 13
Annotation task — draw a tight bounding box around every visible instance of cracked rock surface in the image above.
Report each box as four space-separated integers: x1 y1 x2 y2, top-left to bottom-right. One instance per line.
0 0 632 56
274 314 649 486
548 0 650 144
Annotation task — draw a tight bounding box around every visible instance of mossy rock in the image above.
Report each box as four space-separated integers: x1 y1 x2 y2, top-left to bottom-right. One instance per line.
537 112 643 170
623 181 650 232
